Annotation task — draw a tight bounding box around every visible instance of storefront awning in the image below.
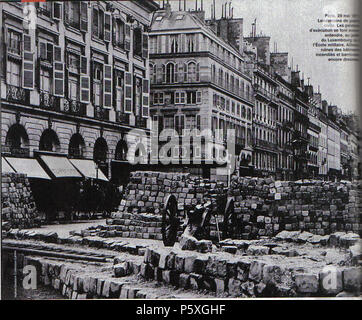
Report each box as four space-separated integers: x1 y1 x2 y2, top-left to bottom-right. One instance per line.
69 159 108 181
39 155 82 178
5 157 51 180
2 157 16 173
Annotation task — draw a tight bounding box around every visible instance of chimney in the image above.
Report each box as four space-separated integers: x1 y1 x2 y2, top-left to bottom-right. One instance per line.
270 52 290 78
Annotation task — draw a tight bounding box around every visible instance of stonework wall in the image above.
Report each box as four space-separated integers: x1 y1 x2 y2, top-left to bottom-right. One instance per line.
1 173 40 229
107 171 361 240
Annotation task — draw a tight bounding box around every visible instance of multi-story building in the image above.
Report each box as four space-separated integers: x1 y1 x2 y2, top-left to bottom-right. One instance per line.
148 5 254 179
1 1 158 185
339 121 350 179
290 72 309 179
306 85 321 178
317 108 328 177
244 36 278 178
327 111 341 180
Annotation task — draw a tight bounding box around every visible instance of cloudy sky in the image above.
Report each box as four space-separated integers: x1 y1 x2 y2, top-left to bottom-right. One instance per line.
165 0 359 113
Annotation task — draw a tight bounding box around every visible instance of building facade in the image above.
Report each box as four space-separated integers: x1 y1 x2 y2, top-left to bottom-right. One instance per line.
1 1 158 184
148 6 254 179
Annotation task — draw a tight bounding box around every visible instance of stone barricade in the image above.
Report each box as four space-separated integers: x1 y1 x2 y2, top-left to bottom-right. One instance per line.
105 172 361 240
1 173 40 229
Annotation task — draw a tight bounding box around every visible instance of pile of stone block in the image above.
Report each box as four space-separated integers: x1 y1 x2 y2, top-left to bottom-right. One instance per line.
92 171 360 241
1 173 39 229
138 246 361 297
228 177 360 239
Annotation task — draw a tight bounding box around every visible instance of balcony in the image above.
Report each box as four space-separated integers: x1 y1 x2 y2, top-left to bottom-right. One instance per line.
135 116 147 129
116 111 130 125
6 85 30 105
253 138 277 152
253 84 278 105
63 98 86 116
94 106 110 121
40 91 61 111
282 120 294 131
1 145 30 158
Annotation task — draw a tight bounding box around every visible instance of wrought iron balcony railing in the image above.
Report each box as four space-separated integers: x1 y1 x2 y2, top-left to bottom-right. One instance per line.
135 116 147 128
6 85 30 104
253 138 277 151
94 106 110 121
115 111 130 125
64 98 86 116
39 91 61 111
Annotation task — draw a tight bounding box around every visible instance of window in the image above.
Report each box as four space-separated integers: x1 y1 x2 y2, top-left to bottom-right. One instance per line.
67 52 80 74
40 69 52 93
134 77 142 116
115 71 124 112
187 35 195 52
175 91 186 104
187 62 197 82
6 60 21 87
133 27 142 56
154 92 164 104
68 75 79 100
164 116 174 129
174 115 185 135
187 91 197 104
92 62 103 106
65 2 80 29
38 2 52 18
166 63 175 83
8 30 21 55
170 35 178 53
92 7 104 40
114 19 125 48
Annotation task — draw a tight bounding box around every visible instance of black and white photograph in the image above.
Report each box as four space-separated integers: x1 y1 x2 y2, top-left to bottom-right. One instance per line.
0 0 361 303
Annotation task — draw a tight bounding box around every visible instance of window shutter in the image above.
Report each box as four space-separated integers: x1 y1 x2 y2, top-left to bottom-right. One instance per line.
142 33 148 59
80 2 88 32
142 78 149 118
103 64 112 108
124 24 131 51
22 34 34 90
64 1 69 23
53 46 64 96
124 71 132 113
196 63 200 82
112 18 116 46
80 56 90 103
156 66 163 84
162 64 166 83
196 91 202 104
184 63 187 82
165 35 169 53
104 13 111 42
53 2 62 21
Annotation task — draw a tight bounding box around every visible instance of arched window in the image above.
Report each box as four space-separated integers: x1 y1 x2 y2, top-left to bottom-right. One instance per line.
170 36 178 53
69 133 85 159
93 137 108 163
5 124 30 157
166 63 175 83
115 140 128 161
39 129 60 152
187 62 196 82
